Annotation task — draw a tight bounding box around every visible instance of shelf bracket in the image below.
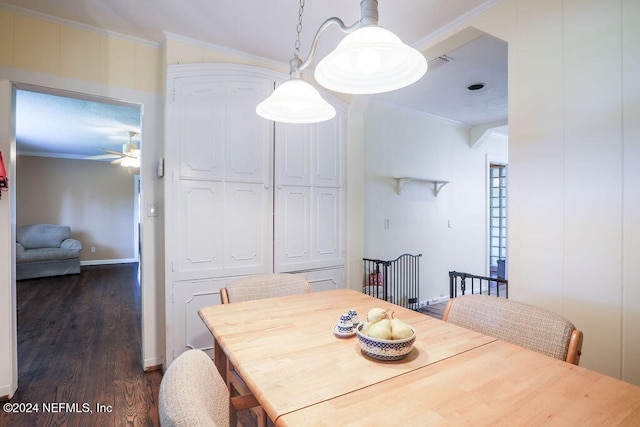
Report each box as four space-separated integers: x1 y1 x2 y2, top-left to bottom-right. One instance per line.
394 177 450 197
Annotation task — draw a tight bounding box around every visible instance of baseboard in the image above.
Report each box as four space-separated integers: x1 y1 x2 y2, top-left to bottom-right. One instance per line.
81 258 137 266
144 357 164 371
418 295 450 309
0 383 15 401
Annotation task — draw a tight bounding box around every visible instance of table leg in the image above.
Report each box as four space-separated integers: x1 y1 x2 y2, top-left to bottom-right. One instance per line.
213 338 227 384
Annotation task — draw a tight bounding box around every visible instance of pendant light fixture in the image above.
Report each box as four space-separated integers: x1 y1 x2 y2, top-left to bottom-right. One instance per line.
257 0 428 123
256 1 336 124
256 58 336 124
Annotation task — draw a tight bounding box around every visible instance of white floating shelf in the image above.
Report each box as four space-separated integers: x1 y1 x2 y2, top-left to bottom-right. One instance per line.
394 177 450 197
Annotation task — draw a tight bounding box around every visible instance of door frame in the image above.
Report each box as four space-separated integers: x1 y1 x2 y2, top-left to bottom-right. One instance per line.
0 79 17 399
0 67 163 397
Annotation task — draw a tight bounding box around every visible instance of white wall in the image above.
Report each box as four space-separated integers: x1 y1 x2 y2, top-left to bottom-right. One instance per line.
362 101 507 302
428 0 640 384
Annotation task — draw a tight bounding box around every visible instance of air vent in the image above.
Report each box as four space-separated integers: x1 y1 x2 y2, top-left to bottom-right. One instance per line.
427 54 454 70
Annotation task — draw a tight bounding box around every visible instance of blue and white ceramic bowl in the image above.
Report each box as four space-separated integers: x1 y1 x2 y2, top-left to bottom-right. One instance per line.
356 323 416 361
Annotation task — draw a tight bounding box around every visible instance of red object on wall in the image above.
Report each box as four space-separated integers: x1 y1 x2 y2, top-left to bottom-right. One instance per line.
0 151 8 198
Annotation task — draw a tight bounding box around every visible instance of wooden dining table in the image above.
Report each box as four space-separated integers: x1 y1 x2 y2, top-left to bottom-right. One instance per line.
198 288 640 426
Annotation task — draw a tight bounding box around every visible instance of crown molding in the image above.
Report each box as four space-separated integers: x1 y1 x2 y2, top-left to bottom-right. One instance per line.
163 32 288 72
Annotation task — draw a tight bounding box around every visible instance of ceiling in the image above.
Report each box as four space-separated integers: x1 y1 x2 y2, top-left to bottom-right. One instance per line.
4 0 507 159
16 89 141 159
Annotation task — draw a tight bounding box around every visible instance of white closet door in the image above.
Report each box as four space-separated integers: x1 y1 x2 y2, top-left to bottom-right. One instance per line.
168 71 273 281
222 182 271 275
312 187 342 265
274 108 346 272
174 180 224 276
277 123 311 186
225 81 272 184
275 186 312 268
313 116 343 187
174 79 226 180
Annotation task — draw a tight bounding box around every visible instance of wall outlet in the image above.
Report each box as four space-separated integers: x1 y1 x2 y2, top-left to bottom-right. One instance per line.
90 246 96 253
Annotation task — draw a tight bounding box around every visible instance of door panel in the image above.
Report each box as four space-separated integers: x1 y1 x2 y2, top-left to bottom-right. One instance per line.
314 118 342 187
226 81 272 184
175 180 224 277
275 186 311 269
314 188 340 259
223 182 271 274
175 80 225 180
276 123 310 186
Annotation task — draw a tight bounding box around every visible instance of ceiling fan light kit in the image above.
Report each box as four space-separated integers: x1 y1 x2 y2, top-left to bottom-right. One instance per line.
120 156 140 168
256 0 428 124
86 130 140 168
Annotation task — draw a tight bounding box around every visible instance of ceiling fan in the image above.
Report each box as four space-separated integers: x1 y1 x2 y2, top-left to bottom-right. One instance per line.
87 131 140 168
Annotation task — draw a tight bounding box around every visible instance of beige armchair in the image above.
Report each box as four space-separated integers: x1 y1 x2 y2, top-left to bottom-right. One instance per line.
443 294 583 365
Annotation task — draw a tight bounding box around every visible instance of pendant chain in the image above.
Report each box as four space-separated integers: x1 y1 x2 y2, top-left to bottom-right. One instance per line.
294 0 305 59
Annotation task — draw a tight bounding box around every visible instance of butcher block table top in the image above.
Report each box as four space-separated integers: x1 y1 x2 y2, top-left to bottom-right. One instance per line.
199 288 640 426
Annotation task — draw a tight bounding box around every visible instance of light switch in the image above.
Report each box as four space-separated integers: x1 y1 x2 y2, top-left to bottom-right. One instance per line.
148 202 158 217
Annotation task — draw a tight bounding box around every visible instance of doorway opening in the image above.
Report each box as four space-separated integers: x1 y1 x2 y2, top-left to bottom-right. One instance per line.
15 85 142 264
13 83 144 389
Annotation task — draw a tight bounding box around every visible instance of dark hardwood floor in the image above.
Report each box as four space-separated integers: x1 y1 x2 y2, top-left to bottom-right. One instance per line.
1 263 162 427
416 301 447 319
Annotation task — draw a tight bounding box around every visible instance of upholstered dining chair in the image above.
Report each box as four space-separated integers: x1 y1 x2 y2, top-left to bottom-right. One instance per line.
220 272 311 304
443 294 583 365
159 349 260 427
219 273 310 427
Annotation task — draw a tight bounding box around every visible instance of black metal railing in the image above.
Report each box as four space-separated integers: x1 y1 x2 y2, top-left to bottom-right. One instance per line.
363 254 422 310
449 271 508 299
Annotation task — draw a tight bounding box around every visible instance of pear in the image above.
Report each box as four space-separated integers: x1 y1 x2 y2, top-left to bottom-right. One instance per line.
367 307 389 324
361 321 372 335
390 318 413 340
367 318 392 340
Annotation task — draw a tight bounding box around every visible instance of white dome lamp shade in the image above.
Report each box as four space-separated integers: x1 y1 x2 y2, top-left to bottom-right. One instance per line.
256 77 336 124
255 0 426 122
314 25 428 95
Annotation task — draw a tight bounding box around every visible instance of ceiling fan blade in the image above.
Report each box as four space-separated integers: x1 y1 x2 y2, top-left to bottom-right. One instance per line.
86 153 120 160
110 158 124 164
100 148 125 156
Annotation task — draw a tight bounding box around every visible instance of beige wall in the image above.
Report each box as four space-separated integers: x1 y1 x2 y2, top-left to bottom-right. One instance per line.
427 0 640 384
0 9 161 93
16 156 137 262
0 7 165 396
